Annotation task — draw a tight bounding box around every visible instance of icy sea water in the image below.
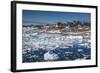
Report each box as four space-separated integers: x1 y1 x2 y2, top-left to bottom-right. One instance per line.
22 30 91 63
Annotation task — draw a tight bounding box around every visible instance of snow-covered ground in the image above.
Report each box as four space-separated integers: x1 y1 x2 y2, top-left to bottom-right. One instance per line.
22 27 91 63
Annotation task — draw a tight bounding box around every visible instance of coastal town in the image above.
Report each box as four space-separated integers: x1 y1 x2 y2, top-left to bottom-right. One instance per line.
23 20 90 35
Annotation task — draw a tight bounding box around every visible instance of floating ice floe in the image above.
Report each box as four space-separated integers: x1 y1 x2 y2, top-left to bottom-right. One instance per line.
44 51 59 61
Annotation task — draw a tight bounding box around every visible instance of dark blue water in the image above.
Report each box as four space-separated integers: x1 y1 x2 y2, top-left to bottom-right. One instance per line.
22 45 91 63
